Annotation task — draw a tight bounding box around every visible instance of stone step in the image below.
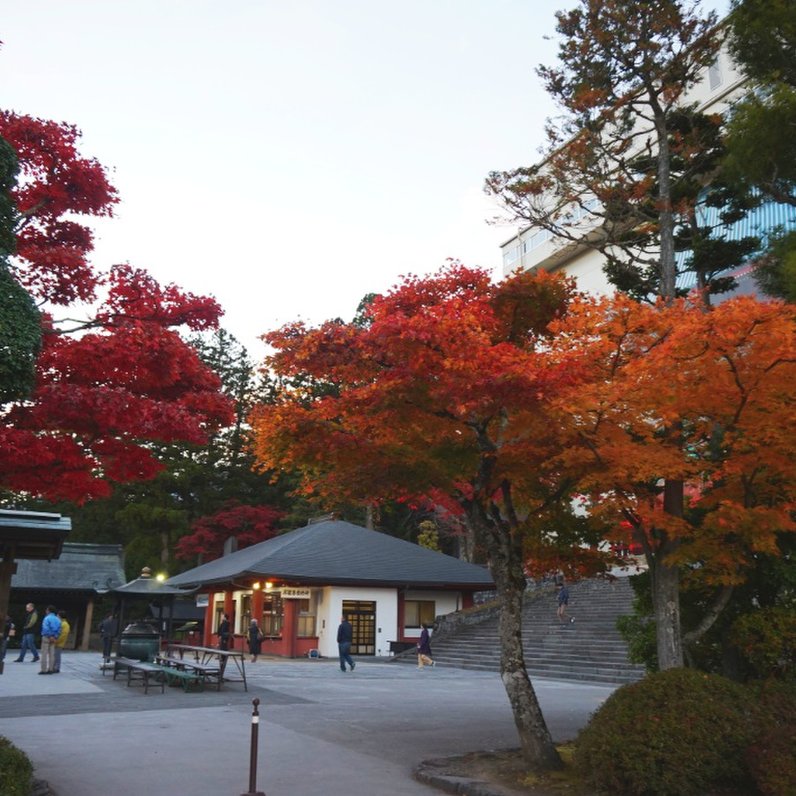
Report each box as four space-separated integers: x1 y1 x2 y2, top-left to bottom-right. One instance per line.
407 576 646 685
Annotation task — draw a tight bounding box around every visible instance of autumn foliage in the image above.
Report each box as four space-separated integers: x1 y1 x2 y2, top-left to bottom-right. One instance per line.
549 293 796 588
175 503 282 562
250 260 795 765
0 111 118 305
252 264 583 525
251 263 599 768
0 112 233 502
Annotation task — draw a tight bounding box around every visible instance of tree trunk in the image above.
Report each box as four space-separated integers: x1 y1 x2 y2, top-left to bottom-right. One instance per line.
655 111 677 302
651 478 685 669
683 586 734 650
650 553 683 669
160 531 170 567
497 572 563 770
469 506 562 770
458 516 477 563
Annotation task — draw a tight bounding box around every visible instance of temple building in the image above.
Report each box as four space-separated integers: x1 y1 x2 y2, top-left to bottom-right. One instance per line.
166 518 494 658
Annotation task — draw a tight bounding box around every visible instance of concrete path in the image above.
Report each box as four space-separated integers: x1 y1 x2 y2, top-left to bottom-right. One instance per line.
0 653 616 795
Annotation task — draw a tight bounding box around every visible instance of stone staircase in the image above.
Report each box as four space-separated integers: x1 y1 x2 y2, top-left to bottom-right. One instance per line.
400 577 647 685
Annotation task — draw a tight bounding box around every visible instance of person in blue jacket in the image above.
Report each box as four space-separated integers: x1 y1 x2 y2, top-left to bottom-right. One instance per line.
557 581 574 623
39 605 61 674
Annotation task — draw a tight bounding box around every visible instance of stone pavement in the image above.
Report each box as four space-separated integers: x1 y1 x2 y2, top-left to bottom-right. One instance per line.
0 652 616 795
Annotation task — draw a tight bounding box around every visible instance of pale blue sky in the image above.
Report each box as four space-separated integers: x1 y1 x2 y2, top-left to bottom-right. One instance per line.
2 1 728 355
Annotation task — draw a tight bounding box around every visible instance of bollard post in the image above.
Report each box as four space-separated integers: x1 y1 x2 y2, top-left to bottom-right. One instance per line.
241 697 266 796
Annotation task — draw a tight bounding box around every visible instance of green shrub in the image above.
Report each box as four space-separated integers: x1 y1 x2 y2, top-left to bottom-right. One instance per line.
574 668 757 796
746 681 796 796
0 736 33 796
616 612 657 672
730 607 796 681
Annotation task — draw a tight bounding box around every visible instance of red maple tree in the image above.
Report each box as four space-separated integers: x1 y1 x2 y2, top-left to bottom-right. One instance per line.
175 503 283 562
0 112 233 502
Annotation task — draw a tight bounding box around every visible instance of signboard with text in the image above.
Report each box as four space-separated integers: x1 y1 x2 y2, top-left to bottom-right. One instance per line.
281 587 311 600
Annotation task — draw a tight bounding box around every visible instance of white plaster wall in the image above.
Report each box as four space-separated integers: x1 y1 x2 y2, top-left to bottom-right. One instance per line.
316 586 398 658
499 44 749 293
551 247 613 296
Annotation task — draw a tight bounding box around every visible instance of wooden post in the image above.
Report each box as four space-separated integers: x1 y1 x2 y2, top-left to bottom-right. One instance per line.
0 548 17 623
241 698 266 796
81 597 94 651
203 590 215 647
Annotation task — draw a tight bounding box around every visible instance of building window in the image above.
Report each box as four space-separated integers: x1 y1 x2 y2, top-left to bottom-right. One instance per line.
262 592 283 636
240 594 252 633
297 598 316 637
708 59 722 90
405 600 435 628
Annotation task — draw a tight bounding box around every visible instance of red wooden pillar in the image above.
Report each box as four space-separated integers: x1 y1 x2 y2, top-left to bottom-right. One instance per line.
461 591 474 610
283 599 299 658
203 590 215 647
397 591 406 641
252 587 264 625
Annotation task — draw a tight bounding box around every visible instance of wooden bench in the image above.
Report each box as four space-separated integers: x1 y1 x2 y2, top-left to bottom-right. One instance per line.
157 665 203 692
389 641 417 655
112 657 165 694
156 655 222 691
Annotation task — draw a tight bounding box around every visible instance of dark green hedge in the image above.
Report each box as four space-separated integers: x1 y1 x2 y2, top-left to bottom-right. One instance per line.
574 668 756 795
0 736 33 796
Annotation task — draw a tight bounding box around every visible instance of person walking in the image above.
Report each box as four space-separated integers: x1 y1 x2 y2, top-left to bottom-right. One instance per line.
53 611 71 673
417 623 435 669
39 605 61 674
556 581 574 623
14 603 39 663
248 619 263 663
218 613 231 651
337 615 355 672
1 613 15 662
99 613 116 662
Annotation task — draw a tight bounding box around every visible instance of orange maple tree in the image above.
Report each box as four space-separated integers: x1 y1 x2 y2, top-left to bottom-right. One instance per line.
547 293 796 661
251 263 608 770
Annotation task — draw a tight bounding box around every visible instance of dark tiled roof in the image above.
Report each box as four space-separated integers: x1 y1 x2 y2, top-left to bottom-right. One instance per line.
11 543 125 593
113 575 192 596
0 509 71 560
167 520 494 590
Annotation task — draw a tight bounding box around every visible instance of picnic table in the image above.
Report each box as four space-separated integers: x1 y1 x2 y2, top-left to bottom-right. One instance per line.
164 643 248 691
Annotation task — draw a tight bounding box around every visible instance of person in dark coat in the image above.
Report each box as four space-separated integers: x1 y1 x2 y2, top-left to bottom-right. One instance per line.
556 581 574 623
336 616 355 672
14 603 39 663
248 619 263 662
1 613 15 662
218 613 231 651
417 623 434 668
99 613 116 662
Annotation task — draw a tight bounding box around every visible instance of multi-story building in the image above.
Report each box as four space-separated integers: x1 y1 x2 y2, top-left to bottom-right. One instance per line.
498 45 793 297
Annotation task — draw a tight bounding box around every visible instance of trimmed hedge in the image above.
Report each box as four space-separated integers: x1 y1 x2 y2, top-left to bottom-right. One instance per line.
574 668 756 795
746 681 796 796
0 736 33 796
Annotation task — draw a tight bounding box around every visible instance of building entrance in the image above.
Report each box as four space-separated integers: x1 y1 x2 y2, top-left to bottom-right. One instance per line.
342 600 376 655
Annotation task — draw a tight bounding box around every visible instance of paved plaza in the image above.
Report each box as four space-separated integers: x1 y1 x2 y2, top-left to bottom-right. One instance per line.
0 652 616 795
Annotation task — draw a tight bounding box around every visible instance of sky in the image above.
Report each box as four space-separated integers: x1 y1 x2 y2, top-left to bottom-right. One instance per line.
2 0 728 357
